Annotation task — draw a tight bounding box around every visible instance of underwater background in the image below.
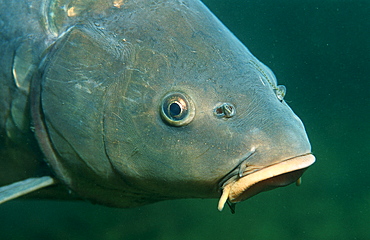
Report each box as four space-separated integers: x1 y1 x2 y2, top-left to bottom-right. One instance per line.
1 0 369 239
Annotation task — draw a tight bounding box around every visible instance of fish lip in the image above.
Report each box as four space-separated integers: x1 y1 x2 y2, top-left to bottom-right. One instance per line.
218 153 315 211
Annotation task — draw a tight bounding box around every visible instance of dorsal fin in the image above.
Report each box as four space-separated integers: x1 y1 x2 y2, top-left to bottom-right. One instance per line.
0 176 56 204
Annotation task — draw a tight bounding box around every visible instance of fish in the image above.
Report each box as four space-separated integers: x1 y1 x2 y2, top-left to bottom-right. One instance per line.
0 0 315 212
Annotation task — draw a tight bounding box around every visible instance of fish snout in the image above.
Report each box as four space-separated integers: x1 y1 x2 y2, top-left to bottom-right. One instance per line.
218 153 315 211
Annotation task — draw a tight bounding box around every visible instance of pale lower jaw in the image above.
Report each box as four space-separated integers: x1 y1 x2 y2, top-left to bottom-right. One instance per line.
218 153 315 211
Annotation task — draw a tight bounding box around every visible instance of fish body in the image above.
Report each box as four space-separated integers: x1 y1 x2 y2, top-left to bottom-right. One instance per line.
0 0 314 210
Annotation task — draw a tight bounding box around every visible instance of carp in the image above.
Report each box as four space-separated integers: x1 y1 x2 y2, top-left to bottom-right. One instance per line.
0 0 315 212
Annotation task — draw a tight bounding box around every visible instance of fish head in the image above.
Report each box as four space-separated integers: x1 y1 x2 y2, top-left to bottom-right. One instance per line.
37 0 314 208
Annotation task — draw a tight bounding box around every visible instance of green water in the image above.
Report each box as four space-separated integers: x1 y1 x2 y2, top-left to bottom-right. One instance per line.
1 1 369 239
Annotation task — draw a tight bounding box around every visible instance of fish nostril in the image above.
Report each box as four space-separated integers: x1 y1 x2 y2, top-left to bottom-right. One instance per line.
274 85 286 102
214 103 236 118
215 107 223 115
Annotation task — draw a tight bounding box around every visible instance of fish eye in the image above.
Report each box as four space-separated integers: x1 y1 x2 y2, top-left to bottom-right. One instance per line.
160 92 195 126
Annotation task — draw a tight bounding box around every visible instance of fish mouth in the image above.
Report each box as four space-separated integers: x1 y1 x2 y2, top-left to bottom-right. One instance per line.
218 153 315 211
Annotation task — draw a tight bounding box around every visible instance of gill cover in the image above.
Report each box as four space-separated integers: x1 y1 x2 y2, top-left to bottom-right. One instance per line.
38 25 142 206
